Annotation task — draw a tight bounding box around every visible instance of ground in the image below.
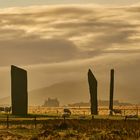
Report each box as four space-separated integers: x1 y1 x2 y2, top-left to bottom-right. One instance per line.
0 106 139 139
0 116 139 140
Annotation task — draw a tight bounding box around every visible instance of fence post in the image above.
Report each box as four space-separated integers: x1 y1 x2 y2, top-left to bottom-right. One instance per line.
6 115 9 129
136 106 139 116
34 116 37 129
83 111 86 116
63 115 66 124
124 109 125 116
92 115 94 120
57 110 59 119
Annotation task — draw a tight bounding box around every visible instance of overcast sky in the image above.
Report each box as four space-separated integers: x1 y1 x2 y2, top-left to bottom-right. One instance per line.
0 0 140 8
0 2 140 104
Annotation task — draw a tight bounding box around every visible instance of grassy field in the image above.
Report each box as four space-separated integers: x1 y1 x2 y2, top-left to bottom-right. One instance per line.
29 106 140 116
0 106 139 139
0 114 139 140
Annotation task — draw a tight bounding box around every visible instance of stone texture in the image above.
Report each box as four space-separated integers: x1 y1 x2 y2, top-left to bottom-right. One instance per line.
109 69 114 115
11 65 28 115
88 69 98 115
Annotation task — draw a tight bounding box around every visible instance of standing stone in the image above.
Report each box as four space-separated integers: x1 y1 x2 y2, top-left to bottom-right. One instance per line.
109 69 114 115
11 65 28 115
88 69 98 115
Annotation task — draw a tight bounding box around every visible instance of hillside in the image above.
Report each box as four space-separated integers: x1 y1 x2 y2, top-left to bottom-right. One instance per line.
29 80 89 106
0 80 89 106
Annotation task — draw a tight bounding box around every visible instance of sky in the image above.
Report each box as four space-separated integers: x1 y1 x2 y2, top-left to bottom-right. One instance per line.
0 0 140 8
0 1 140 104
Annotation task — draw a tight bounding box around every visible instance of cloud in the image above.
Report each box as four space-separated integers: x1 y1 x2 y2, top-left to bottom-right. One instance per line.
0 5 140 51
0 5 140 103
0 37 80 66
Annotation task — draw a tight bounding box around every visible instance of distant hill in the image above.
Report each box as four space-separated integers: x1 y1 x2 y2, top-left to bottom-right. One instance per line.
0 80 89 106
0 80 134 107
28 80 89 106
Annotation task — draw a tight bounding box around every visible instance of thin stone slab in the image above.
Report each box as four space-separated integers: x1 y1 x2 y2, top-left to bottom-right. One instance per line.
11 65 28 115
109 69 114 115
88 69 98 115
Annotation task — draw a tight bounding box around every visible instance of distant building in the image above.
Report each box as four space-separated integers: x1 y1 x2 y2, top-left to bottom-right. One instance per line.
43 98 59 107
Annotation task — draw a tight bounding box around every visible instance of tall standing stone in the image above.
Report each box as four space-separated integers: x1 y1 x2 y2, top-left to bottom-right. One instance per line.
88 69 98 115
109 69 114 115
11 65 28 115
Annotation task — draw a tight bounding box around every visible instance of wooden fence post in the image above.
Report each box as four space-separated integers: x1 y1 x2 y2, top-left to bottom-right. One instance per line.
124 109 125 116
7 115 9 129
136 106 139 116
63 115 66 124
34 116 37 129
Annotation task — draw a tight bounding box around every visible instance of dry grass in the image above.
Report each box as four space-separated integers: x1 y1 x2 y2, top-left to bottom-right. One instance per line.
31 119 140 140
0 106 139 139
29 106 140 116
0 119 139 140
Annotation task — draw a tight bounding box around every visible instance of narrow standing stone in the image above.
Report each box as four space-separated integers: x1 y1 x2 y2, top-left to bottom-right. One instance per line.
88 69 98 115
109 69 114 115
11 65 28 115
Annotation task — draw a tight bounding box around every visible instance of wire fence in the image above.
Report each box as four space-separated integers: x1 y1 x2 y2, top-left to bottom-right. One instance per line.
0 106 139 129
29 106 140 116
